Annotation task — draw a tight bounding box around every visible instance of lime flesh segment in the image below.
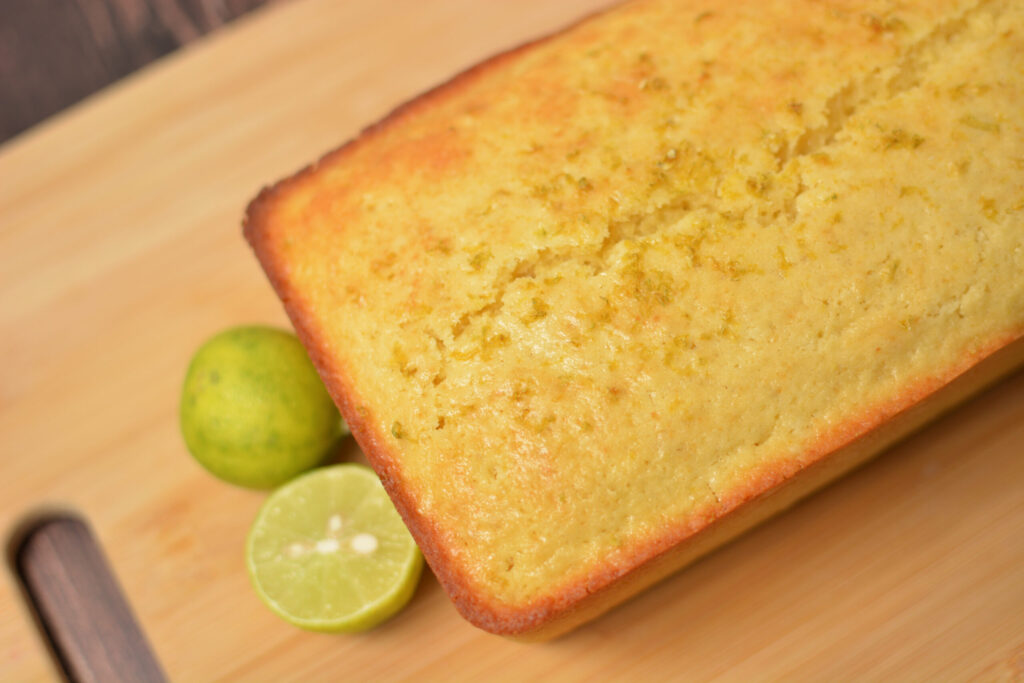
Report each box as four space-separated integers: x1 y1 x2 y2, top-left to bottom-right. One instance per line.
246 465 423 632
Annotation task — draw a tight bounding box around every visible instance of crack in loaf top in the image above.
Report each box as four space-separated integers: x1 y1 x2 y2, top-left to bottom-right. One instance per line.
246 0 1024 618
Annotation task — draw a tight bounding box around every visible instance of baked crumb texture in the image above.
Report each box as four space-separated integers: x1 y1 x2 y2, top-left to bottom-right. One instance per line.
246 0 1024 635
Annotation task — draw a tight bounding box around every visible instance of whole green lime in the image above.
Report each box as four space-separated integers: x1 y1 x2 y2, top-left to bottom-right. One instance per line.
180 325 344 489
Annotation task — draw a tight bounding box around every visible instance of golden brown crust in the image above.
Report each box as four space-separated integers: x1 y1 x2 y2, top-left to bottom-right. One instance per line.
245 0 1024 637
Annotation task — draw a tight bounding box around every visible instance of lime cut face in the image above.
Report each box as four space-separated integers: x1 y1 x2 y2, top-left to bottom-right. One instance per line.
246 465 423 632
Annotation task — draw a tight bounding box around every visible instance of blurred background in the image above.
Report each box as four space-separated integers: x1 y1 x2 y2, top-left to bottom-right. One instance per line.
1 0 274 142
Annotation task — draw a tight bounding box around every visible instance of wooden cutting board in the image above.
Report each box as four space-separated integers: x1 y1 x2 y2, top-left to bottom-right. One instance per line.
2 0 1022 679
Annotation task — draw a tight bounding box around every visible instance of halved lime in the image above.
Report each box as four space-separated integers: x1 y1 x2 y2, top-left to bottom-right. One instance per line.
246 464 423 632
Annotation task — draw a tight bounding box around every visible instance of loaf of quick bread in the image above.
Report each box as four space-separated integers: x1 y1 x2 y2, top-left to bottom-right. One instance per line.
245 0 1024 638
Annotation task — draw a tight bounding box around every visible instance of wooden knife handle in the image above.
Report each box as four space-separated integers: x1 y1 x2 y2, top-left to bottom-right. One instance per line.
14 515 167 683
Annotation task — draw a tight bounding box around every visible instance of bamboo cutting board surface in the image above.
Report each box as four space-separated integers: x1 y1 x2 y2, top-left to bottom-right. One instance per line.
2 0 1023 679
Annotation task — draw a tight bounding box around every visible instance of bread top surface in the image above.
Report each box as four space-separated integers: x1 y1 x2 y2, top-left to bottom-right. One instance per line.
247 0 1024 629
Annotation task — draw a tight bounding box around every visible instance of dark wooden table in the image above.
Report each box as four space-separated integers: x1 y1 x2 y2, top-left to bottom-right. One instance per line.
1 0 273 143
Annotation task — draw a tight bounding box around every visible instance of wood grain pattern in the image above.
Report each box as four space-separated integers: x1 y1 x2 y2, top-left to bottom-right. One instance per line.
0 0 1022 679
16 517 166 683
0 0 272 143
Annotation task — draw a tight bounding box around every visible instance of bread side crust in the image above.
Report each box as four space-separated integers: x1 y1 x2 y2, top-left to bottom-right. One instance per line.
512 331 1024 639
244 3 1024 638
